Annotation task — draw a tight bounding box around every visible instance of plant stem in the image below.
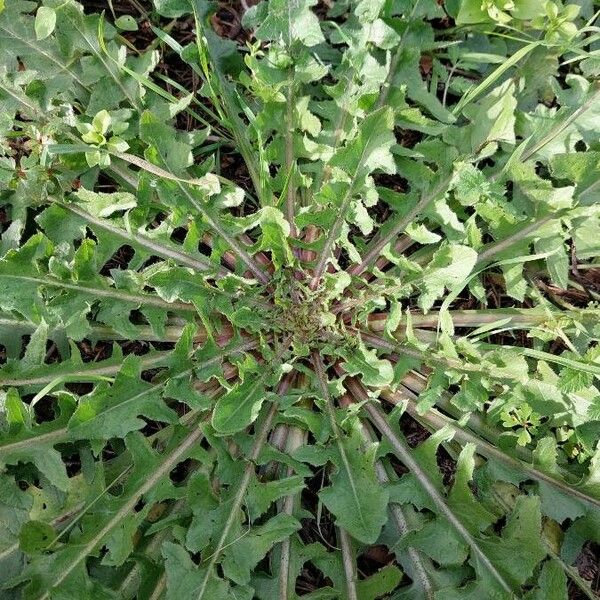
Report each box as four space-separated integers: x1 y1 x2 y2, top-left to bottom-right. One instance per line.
366 307 558 330
278 425 306 600
339 527 358 600
284 76 296 237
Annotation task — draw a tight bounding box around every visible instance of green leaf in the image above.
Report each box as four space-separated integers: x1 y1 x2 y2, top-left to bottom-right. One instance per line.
152 0 190 17
419 244 478 312
67 355 179 442
255 0 324 47
400 518 468 566
477 496 547 586
211 359 284 435
114 15 138 31
0 388 71 491
464 80 517 154
34 6 56 40
163 542 232 599
456 0 492 24
140 110 193 175
246 475 306 520
320 423 389 544
340 343 394 388
329 106 396 181
562 512 600 564
19 520 57 554
221 513 301 585
356 564 403 599
239 206 293 270
448 444 496 534
525 560 568 600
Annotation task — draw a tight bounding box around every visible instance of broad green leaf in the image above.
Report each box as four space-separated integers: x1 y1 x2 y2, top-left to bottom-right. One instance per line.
476 496 547 586
246 475 306 520
525 560 568 600
19 520 57 554
34 7 56 40
463 80 517 154
419 244 478 312
0 388 71 491
221 513 301 585
255 0 324 47
67 355 179 442
340 343 394 388
212 376 276 436
163 542 233 599
320 424 389 544
329 106 396 181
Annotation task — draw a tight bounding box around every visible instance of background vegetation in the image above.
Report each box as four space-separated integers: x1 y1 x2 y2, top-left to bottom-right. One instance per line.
1 0 600 598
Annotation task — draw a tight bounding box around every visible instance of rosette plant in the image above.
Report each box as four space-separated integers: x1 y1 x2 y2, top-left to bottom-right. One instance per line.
1 0 600 598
